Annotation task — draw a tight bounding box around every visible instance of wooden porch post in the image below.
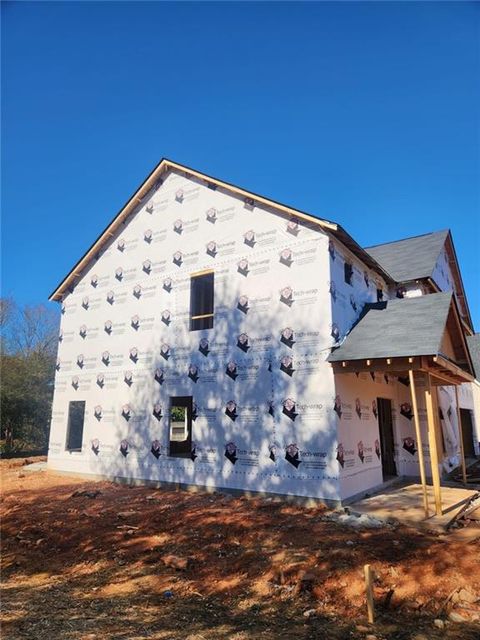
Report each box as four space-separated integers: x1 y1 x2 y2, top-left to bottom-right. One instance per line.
424 373 443 516
409 370 429 518
454 385 468 486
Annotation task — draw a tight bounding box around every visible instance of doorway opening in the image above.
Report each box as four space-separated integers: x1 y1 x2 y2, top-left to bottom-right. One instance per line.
377 397 397 480
460 408 476 458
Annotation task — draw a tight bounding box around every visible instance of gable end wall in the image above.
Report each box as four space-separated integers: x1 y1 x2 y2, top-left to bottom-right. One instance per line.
49 170 341 501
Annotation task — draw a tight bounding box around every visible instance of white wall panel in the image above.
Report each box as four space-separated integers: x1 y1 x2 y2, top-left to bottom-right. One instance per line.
49 170 340 501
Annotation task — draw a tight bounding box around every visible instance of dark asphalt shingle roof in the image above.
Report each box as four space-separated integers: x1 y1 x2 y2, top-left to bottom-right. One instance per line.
329 292 453 362
466 334 480 380
365 230 449 283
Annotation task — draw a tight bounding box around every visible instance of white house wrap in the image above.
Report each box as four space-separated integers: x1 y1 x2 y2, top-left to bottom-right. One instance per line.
48 159 480 504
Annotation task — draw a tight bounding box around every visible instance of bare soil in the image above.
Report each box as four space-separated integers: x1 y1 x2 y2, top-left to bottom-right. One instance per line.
1 457 480 640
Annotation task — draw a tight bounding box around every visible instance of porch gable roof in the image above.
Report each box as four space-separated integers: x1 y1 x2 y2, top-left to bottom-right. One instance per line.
328 293 474 380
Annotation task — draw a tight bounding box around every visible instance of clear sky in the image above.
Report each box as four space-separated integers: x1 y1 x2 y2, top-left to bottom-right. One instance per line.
2 1 479 327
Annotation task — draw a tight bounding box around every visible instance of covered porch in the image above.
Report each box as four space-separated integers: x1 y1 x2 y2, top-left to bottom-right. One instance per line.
329 292 476 519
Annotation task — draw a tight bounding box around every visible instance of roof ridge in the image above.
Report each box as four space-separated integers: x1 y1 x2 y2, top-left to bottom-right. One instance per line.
49 158 395 301
364 229 449 250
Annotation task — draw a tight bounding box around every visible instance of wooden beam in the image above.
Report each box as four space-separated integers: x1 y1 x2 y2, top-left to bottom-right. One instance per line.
409 370 429 518
431 376 463 386
424 372 443 516
423 367 462 387
420 356 473 386
331 356 422 375
190 268 214 278
454 386 468 486
436 354 474 383
331 355 471 384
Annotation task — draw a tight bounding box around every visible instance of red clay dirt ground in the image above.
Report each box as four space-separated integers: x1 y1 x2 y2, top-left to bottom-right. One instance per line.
1 458 480 640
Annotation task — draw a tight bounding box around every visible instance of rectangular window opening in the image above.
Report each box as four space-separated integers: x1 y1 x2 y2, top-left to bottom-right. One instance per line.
66 401 86 452
190 271 214 331
344 262 353 286
169 396 193 458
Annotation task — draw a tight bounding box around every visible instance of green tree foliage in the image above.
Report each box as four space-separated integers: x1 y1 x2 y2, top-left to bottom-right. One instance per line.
171 406 186 422
1 298 59 453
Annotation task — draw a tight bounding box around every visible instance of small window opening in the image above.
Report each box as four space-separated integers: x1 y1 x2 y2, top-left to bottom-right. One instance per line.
344 262 353 286
169 397 193 457
190 271 214 331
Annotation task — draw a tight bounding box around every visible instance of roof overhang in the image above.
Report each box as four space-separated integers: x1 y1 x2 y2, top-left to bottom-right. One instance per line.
49 158 394 302
440 232 474 334
331 354 474 386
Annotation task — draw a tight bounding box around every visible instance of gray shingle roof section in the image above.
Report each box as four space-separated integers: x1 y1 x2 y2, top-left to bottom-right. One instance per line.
466 334 480 380
365 230 449 283
329 292 453 362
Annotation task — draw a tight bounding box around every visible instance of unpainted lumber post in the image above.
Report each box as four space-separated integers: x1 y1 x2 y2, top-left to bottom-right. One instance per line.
409 370 429 518
424 373 443 516
364 563 375 624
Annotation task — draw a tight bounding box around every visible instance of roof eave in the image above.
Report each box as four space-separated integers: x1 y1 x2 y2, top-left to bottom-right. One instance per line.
330 354 474 385
329 293 474 379
49 159 394 302
442 231 474 333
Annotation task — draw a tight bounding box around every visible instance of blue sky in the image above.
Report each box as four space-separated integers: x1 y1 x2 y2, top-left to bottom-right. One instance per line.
2 1 479 327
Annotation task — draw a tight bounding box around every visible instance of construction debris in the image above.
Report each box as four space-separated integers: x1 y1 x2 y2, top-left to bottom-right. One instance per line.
446 492 480 530
70 489 102 499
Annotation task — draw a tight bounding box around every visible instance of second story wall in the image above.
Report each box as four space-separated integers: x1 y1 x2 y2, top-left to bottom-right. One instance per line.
432 245 456 294
328 239 390 341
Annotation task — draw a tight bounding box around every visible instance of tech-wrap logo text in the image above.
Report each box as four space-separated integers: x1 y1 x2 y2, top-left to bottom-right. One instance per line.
173 250 199 267
173 217 199 234
280 246 317 268
245 229 276 249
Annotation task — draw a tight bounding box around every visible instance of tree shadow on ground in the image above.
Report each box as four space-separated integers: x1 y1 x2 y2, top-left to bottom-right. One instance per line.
2 469 480 640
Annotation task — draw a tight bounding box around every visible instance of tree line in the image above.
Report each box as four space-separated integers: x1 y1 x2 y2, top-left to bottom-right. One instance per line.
0 297 59 454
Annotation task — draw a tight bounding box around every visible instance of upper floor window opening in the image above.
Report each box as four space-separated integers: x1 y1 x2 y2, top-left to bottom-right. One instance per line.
190 270 214 331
